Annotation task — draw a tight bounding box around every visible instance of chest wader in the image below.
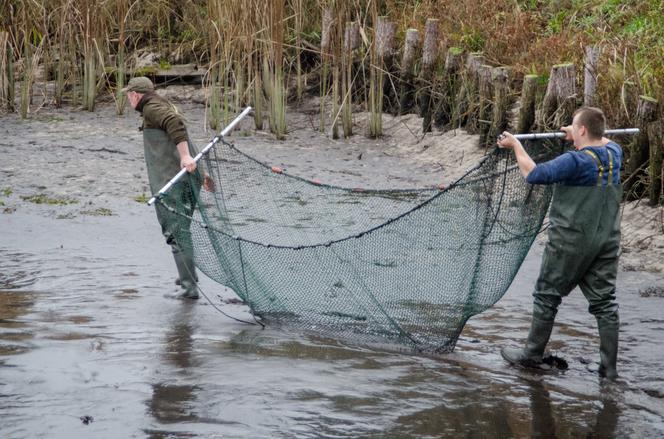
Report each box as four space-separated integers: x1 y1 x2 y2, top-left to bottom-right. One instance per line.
502 157 622 379
143 129 201 299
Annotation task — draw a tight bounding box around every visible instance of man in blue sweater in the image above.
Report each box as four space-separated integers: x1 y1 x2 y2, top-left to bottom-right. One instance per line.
497 107 622 380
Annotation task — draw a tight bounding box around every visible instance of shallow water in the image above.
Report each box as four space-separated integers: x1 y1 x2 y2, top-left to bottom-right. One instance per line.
1 105 664 438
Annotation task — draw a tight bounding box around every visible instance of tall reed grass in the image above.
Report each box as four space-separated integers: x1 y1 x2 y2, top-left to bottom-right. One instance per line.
0 0 660 131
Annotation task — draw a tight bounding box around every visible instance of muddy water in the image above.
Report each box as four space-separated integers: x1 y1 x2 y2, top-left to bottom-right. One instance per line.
1 104 664 438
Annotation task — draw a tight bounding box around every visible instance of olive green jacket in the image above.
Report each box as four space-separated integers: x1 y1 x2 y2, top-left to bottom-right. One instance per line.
136 92 188 145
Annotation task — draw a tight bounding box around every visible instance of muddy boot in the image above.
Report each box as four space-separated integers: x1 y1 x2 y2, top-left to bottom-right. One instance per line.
501 317 554 368
597 322 619 380
173 250 199 300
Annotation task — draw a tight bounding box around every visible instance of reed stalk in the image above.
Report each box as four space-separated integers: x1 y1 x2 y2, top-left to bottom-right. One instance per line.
20 38 32 119
265 0 286 139
115 0 128 115
368 11 386 138
319 6 332 132
292 0 304 102
341 21 359 138
253 53 263 130
0 31 12 111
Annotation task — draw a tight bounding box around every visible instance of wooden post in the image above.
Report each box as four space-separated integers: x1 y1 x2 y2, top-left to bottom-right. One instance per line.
487 67 510 148
476 64 493 143
433 47 463 129
625 96 658 197
398 28 419 115
321 7 333 54
648 120 664 205
539 63 576 130
376 17 397 114
455 52 484 130
341 21 359 138
369 16 395 138
583 45 599 107
418 18 439 133
516 74 539 134
319 7 333 132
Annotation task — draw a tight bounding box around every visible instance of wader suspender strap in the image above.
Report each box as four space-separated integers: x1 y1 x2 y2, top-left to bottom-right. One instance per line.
583 149 605 186
607 150 614 184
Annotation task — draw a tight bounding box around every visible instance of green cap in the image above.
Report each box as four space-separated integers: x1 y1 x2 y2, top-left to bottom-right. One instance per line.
121 76 154 93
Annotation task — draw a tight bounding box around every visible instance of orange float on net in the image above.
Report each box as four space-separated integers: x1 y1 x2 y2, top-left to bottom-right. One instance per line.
271 166 283 174
311 179 322 185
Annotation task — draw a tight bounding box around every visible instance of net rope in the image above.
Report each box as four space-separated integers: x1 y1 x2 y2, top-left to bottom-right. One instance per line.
157 137 562 353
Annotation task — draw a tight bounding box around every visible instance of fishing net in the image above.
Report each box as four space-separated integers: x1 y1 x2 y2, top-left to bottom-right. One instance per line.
158 137 562 353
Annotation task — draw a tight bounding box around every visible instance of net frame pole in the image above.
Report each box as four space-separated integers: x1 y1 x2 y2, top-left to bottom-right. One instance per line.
512 128 639 141
147 106 253 206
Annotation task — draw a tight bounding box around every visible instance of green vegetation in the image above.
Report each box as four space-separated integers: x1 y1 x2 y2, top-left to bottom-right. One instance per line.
1 187 11 197
21 194 78 205
80 207 113 216
0 0 661 125
133 193 149 204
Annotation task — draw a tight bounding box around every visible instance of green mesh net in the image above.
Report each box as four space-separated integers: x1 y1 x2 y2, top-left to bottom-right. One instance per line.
158 138 562 353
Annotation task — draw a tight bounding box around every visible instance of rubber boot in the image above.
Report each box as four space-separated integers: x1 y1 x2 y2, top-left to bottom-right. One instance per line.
173 249 199 300
175 271 198 286
597 322 619 380
501 317 554 367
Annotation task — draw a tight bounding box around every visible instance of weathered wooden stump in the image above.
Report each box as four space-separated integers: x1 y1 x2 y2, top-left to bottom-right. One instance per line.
539 63 576 129
433 47 464 129
476 64 494 144
319 7 333 133
456 52 484 130
376 18 397 114
583 45 599 107
341 21 360 137
369 16 396 138
418 18 439 133
486 67 511 148
648 119 664 205
516 74 539 134
398 28 420 115
625 96 658 198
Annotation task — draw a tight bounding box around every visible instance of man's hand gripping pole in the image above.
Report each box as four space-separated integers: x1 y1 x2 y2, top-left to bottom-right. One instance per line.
147 106 253 206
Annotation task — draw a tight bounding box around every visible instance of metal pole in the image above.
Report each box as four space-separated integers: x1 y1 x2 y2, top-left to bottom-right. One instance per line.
512 128 639 140
147 106 253 206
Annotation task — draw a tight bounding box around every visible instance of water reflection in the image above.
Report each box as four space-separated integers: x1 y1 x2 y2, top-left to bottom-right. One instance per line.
0 251 37 358
387 392 515 437
528 379 558 439
590 383 621 439
146 304 200 436
526 377 621 439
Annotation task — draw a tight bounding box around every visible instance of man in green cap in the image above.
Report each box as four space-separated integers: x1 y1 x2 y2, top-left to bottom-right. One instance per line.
497 106 622 380
124 76 203 300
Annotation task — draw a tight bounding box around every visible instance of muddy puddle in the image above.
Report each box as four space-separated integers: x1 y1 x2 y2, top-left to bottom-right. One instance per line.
1 104 663 438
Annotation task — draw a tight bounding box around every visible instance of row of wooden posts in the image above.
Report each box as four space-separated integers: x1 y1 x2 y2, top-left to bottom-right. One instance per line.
0 17 662 205
339 17 662 206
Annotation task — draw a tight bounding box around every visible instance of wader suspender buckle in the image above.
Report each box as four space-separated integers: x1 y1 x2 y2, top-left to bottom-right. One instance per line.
583 149 614 186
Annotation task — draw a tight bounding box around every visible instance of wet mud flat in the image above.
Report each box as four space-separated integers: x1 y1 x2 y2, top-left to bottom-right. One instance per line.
1 103 664 438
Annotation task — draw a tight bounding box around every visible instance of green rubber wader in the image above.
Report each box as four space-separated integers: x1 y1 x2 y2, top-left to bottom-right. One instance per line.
533 184 622 375
143 128 200 294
